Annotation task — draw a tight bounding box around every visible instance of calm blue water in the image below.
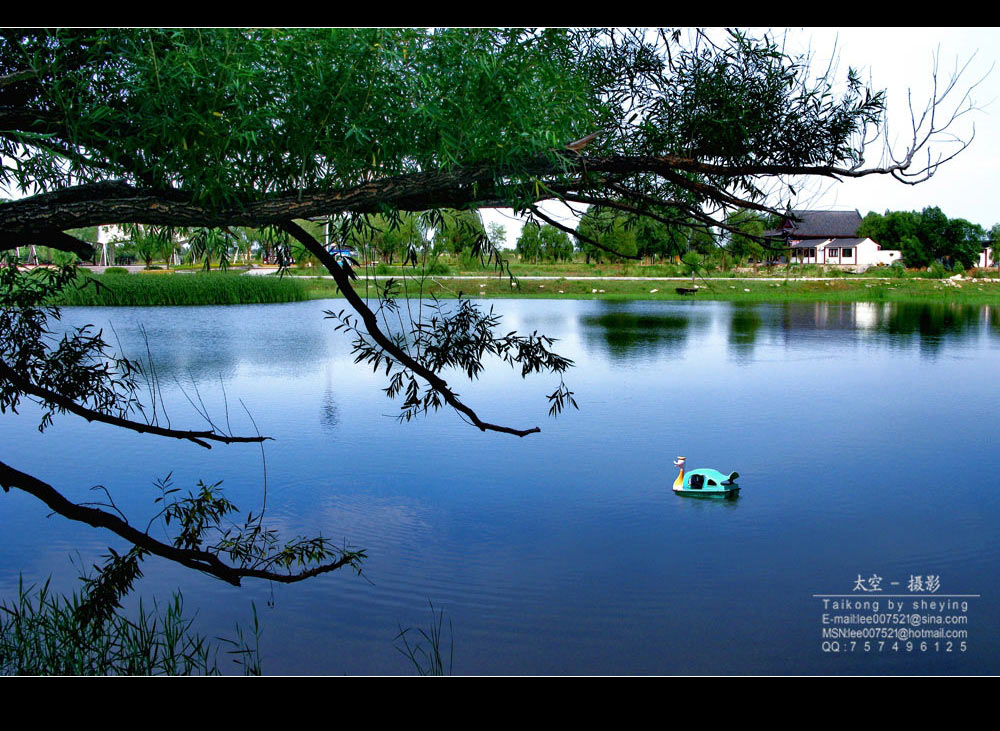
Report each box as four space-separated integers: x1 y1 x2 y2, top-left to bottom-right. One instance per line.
2 298 999 674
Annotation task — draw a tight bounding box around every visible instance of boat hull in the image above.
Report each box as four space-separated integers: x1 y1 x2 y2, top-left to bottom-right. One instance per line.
673 468 740 498
673 485 740 499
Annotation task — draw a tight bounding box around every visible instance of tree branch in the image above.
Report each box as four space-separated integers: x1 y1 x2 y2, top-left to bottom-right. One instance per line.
0 459 360 586
0 150 944 239
280 220 541 437
0 359 269 449
0 230 93 258
528 204 638 261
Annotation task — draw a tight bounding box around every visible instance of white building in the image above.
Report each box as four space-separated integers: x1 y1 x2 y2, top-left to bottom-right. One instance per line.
767 210 902 270
978 246 996 269
789 237 902 268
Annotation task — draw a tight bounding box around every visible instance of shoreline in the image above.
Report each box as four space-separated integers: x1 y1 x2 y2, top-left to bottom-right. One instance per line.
45 269 1000 307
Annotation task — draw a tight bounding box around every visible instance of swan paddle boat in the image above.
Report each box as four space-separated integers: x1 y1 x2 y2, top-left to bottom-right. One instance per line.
672 456 740 498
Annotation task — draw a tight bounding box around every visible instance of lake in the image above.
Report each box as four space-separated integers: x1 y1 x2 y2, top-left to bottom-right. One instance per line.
2 298 998 674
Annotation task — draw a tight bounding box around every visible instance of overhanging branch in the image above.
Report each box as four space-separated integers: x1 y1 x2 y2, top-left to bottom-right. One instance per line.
0 359 269 449
0 460 360 586
280 220 541 437
0 153 929 239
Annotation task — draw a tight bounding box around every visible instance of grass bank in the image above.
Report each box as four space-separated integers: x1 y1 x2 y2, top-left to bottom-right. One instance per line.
35 269 1000 307
52 271 308 306
298 274 1000 306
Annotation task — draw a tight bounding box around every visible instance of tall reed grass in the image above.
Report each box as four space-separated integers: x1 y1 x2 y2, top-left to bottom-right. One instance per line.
53 272 308 306
0 578 261 675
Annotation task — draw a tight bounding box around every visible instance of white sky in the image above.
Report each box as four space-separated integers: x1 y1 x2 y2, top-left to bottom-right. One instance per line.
483 27 1000 247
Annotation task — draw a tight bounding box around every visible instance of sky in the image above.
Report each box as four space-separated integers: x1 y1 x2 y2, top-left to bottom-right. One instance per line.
483 27 1000 247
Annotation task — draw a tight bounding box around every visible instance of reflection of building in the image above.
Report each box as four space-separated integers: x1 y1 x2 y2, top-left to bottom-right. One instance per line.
766 210 901 269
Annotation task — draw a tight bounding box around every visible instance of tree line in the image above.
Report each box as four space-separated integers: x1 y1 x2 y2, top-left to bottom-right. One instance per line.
859 208 996 269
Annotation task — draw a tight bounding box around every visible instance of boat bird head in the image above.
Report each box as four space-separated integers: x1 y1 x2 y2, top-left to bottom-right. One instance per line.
673 456 686 468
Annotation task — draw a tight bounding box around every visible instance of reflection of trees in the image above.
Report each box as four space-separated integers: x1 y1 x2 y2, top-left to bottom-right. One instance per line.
777 301 985 355
880 303 982 356
78 308 329 382
727 305 763 364
883 302 981 340
581 307 691 360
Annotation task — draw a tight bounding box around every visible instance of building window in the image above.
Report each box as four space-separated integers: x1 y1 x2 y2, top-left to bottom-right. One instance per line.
828 248 839 258
841 248 853 258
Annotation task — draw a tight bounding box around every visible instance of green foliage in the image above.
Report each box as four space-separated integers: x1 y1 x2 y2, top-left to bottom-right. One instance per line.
0 261 142 433
432 209 485 255
426 260 452 276
539 224 574 262
635 216 687 263
1 30 596 203
53 272 308 306
151 473 366 577
103 266 129 275
861 208 985 268
516 222 542 262
0 575 261 676
576 208 637 263
725 210 767 266
116 224 179 269
927 260 949 278
516 223 573 263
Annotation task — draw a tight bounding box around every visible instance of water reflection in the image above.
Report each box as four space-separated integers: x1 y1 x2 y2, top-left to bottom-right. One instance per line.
8 298 999 674
321 368 341 432
883 303 984 353
727 305 763 364
773 301 992 355
581 305 695 360
83 304 331 381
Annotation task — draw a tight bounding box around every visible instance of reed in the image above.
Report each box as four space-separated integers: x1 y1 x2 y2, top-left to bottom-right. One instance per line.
0 578 261 676
53 272 308 306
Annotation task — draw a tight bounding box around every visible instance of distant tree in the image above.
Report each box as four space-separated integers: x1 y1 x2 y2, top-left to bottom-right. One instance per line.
943 217 985 269
860 210 923 265
686 225 716 257
119 224 177 269
575 208 637 264
432 210 485 255
635 217 686 264
539 224 574 262
725 210 767 269
861 208 982 269
990 224 1000 270
516 222 543 263
486 222 507 253
349 212 427 264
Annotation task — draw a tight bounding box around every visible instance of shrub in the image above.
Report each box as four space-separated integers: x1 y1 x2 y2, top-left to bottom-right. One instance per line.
426 260 452 276
928 261 948 278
